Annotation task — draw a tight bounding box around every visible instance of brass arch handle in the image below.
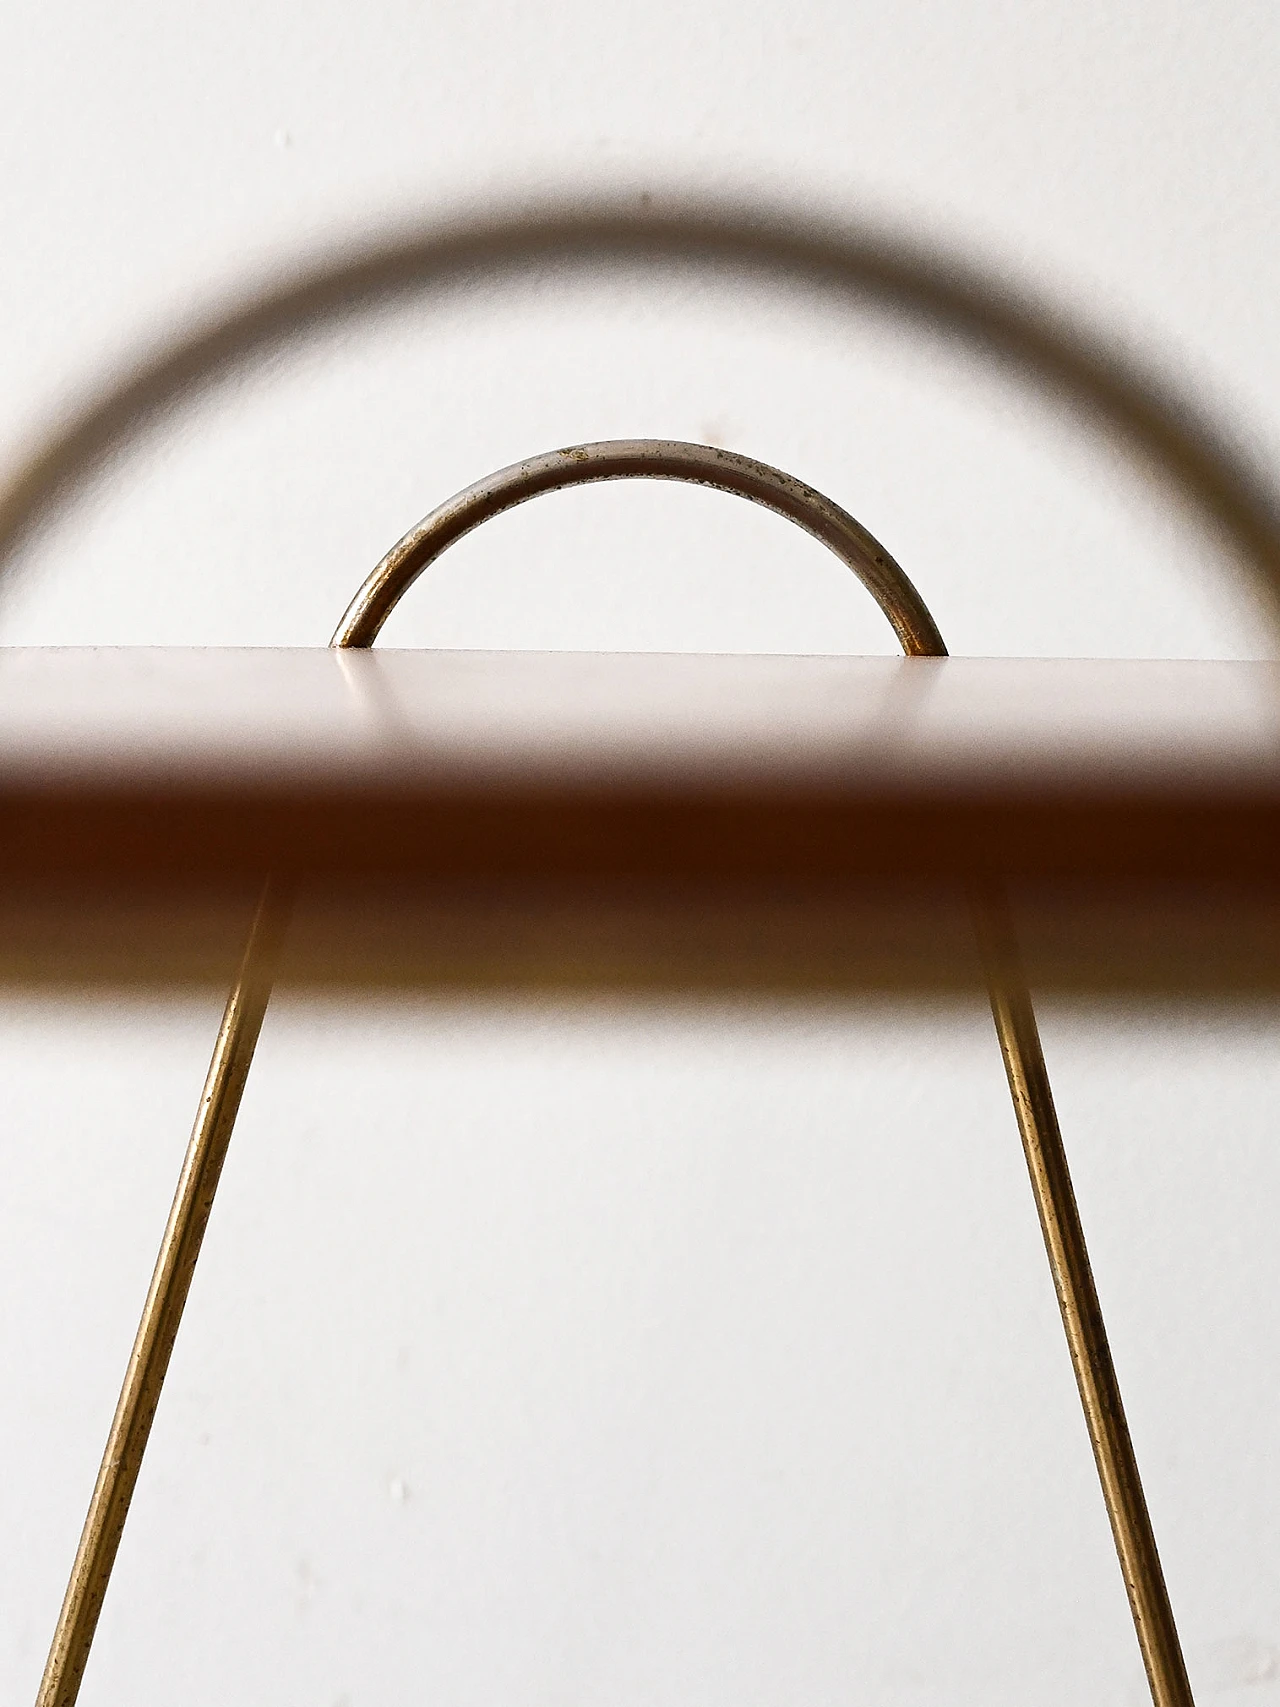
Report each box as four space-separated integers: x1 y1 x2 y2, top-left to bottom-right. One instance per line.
332 438 946 655
36 437 1193 1707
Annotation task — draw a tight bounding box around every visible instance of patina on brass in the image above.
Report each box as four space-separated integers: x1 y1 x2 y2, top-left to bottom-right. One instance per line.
331 439 944 651
35 440 1193 1707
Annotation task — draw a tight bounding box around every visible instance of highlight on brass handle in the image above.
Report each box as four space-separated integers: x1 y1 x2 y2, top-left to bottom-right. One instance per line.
34 437 1194 1707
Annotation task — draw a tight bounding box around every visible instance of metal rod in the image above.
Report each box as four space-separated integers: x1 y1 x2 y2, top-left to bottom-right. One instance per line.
35 877 292 1707
331 439 944 656
973 884 1193 1707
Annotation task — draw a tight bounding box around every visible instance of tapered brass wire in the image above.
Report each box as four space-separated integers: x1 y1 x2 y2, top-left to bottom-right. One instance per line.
974 889 1192 1707
35 877 293 1707
35 440 1193 1707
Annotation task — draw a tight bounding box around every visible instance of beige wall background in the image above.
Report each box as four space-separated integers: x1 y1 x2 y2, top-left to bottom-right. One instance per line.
2 2 1279 1702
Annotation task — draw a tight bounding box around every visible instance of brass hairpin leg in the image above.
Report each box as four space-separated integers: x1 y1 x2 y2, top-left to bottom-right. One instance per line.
974 885 1192 1707
36 440 1192 1706
36 877 292 1707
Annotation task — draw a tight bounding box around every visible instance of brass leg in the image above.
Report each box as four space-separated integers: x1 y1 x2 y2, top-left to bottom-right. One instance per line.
36 868 1194 1704
36 877 291 1707
974 885 1194 1707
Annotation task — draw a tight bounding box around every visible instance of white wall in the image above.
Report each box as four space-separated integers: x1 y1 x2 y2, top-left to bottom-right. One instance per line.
2 3 1279 1703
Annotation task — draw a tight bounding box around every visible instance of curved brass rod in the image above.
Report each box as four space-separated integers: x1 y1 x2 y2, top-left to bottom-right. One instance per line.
332 439 945 655
0 197 1278 635
35 441 1192 1707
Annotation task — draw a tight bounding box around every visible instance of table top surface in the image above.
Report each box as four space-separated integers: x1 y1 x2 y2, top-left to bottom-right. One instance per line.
1 646 1277 791
0 648 1277 883
2 648 1278 990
